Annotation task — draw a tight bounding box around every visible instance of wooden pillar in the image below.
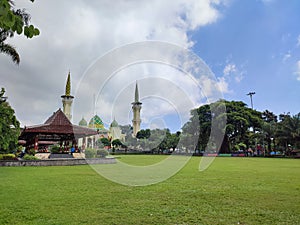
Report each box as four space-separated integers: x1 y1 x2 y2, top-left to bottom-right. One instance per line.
34 135 39 151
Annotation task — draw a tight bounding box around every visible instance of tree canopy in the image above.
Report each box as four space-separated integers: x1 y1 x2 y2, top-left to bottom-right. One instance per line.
0 0 39 64
183 99 300 154
183 100 263 153
0 88 20 153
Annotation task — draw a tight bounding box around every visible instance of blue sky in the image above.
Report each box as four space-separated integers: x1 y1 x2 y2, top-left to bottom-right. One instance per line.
192 0 300 116
1 0 299 133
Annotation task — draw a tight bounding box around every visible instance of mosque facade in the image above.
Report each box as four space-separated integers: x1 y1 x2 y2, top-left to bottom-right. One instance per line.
61 72 141 149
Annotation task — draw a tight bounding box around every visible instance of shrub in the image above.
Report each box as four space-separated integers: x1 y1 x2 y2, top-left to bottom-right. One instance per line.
51 145 60 153
85 148 96 158
0 154 17 160
27 148 36 156
234 143 247 151
23 154 39 160
96 149 108 158
14 145 23 156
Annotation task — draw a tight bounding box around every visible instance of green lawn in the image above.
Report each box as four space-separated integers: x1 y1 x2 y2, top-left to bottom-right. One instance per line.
0 156 299 224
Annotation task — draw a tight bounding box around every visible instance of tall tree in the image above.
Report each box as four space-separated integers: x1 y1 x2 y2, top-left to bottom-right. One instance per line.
0 0 39 64
0 88 20 153
183 100 263 153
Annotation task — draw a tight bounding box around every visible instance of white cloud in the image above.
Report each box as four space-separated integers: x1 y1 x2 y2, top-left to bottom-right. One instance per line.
74 48 223 131
223 63 236 76
213 60 247 95
223 62 245 83
216 77 230 94
282 51 291 62
1 0 227 130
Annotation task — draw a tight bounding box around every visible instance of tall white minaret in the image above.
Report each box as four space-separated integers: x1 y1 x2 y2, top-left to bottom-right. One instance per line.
61 71 74 121
132 81 142 137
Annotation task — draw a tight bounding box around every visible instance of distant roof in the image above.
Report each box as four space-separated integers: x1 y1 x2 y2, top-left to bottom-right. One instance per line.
79 117 87 126
110 118 119 128
19 109 97 142
88 115 105 129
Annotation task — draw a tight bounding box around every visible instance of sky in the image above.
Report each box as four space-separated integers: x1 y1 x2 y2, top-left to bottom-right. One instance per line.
1 0 299 132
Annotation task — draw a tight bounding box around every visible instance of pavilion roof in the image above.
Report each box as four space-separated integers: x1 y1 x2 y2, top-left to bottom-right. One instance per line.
19 109 97 141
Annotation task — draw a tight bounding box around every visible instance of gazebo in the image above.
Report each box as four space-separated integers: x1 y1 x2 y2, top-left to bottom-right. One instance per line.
19 109 98 152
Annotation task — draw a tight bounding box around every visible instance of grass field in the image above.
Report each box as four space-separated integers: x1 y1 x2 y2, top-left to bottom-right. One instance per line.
0 156 299 224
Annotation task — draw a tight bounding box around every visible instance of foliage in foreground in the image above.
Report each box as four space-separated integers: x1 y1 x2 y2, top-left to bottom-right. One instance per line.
0 0 39 64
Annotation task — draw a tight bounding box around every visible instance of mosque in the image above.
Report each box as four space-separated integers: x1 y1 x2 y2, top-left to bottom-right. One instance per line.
61 72 142 149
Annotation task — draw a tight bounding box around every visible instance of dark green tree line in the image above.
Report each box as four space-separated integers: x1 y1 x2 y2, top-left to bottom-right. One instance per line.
183 99 300 154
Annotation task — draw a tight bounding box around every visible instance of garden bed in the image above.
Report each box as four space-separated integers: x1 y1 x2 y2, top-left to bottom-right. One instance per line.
0 158 116 167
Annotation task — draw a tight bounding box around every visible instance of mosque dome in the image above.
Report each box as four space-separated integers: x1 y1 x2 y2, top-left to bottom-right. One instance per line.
78 117 87 127
88 115 104 129
110 118 119 128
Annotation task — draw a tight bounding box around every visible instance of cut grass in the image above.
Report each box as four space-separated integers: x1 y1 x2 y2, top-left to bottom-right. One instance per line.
0 156 299 224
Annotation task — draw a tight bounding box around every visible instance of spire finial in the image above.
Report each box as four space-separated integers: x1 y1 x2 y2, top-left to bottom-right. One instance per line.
135 81 139 102
65 71 71 96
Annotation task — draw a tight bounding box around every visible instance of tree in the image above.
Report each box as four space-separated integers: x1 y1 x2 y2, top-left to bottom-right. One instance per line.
0 0 39 64
261 110 278 153
183 100 263 153
131 128 180 153
0 88 20 153
262 110 277 123
136 129 151 139
182 104 210 152
112 139 123 148
276 113 300 153
99 137 111 147
167 132 180 151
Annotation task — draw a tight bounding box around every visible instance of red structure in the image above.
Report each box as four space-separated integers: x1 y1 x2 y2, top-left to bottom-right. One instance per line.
19 109 97 151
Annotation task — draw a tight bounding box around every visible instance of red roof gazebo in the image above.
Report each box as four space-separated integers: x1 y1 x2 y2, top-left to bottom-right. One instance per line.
19 109 97 151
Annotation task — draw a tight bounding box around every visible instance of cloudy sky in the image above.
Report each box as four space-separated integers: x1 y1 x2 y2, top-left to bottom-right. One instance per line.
1 0 300 132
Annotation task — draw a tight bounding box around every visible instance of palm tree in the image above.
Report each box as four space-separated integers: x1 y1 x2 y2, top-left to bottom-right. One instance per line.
0 0 32 64
262 121 277 153
0 29 20 64
277 113 300 153
0 41 20 64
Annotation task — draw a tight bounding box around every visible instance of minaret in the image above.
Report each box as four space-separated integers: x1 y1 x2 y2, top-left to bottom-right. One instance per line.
132 81 142 137
61 71 74 121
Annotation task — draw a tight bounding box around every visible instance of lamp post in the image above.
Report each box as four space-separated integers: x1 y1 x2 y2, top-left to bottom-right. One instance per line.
247 92 256 154
247 92 255 109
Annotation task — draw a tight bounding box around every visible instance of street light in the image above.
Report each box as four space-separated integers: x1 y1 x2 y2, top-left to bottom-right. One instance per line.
247 92 255 109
